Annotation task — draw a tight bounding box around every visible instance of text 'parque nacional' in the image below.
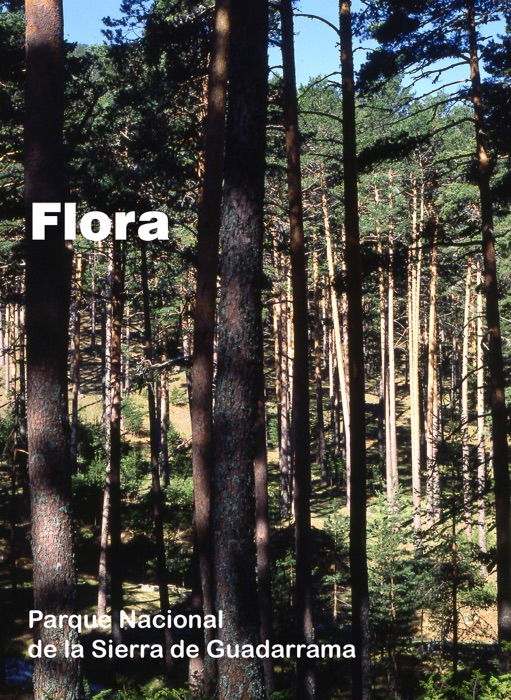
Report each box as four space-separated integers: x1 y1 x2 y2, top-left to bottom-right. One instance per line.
31 203 169 241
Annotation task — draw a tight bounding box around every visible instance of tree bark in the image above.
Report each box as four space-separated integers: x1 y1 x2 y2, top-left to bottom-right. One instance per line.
461 258 473 540
24 0 82 695
109 239 124 644
408 178 422 545
281 0 315 696
322 181 350 504
426 220 440 527
476 266 487 566
255 329 274 696
386 185 398 506
312 230 327 484
211 0 268 695
340 2 371 697
272 238 292 518
467 0 511 644
70 252 82 474
141 244 173 675
189 0 231 692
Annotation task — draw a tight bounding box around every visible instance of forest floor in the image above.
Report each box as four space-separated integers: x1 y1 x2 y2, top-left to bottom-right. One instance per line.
0 342 502 698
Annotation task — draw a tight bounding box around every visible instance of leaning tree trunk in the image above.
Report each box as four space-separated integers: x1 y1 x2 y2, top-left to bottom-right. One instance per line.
467 0 511 645
211 0 269 696
340 2 371 697
24 0 82 696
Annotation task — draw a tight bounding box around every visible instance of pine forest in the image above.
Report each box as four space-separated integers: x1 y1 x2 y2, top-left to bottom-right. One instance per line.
1 0 511 698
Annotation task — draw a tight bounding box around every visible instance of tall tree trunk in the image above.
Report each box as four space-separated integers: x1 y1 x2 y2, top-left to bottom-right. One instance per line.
461 259 473 539
272 239 292 518
189 0 231 692
313 231 327 483
140 244 173 675
386 180 398 506
102 242 113 442
476 266 487 566
160 370 170 487
109 239 124 645
376 184 386 469
211 0 268 695
90 251 97 351
340 2 371 697
98 242 114 618
408 179 422 545
426 221 440 527
467 0 511 644
322 181 350 504
281 1 315 696
124 303 130 393
70 252 82 474
24 0 81 696
255 331 274 696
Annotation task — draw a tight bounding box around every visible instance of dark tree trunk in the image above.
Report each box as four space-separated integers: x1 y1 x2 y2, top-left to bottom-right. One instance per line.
109 239 124 644
189 0 231 693
339 2 371 697
280 0 315 697
467 0 511 646
24 0 81 696
211 0 268 695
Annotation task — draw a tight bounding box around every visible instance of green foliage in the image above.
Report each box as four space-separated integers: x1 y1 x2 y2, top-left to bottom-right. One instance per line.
418 671 511 700
0 408 15 458
367 490 419 650
122 396 146 436
91 684 189 700
76 420 108 469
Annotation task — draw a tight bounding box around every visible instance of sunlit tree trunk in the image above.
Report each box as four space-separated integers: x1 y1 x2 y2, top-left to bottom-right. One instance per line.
467 0 511 643
426 221 440 527
322 180 350 505
386 194 398 505
476 266 487 567
313 230 327 483
70 252 82 474
461 259 473 540
340 2 371 696
255 330 274 696
408 178 422 545
141 244 173 674
272 238 292 518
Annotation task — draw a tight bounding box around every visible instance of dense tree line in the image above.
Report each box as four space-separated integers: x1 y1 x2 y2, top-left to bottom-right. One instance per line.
1 0 511 698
